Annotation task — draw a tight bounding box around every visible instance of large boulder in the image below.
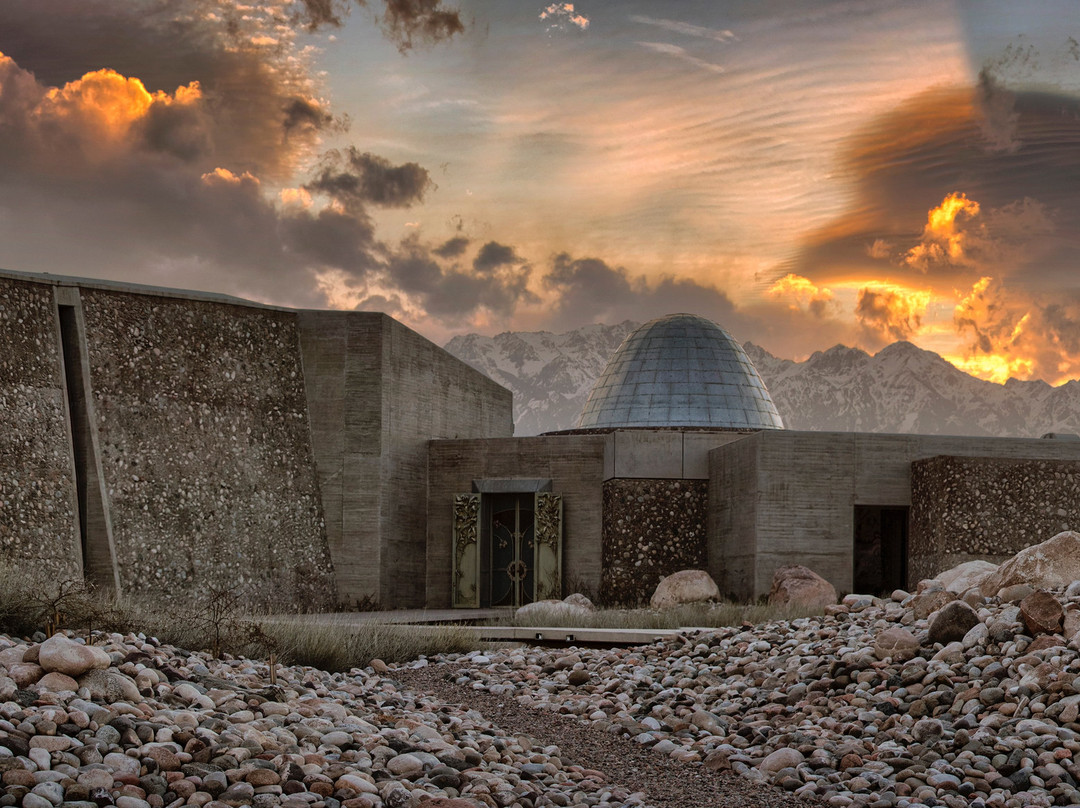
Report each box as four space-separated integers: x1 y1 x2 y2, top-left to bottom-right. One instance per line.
515 598 592 621
767 565 837 609
981 532 1080 597
650 570 719 610
38 635 111 678
935 560 998 594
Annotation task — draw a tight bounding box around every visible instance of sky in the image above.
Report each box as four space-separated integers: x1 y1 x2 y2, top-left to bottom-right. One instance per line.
2 1 1080 384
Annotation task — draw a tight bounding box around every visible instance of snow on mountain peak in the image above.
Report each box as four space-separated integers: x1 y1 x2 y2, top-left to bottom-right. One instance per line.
445 324 1080 438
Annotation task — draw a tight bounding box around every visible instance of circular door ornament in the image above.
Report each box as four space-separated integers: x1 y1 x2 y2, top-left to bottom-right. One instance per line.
506 560 528 581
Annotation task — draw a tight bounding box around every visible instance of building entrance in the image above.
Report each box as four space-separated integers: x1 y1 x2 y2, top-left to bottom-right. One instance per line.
451 490 563 607
853 505 908 595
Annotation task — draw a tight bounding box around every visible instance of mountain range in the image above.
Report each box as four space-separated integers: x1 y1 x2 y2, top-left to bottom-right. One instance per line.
444 324 1080 438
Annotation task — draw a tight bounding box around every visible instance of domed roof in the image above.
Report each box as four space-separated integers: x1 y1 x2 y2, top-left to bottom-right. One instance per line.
577 314 784 430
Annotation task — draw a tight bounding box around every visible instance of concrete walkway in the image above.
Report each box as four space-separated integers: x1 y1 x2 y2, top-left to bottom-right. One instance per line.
265 608 514 625
265 610 706 646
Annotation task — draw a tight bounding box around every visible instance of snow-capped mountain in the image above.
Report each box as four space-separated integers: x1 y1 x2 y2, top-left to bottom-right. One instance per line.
744 340 1080 438
445 325 1080 438
444 322 640 437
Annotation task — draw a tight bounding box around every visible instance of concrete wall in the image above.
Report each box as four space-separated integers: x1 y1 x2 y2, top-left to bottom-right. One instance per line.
602 429 749 480
711 431 1080 600
601 478 707 604
299 312 513 608
911 455 1080 581
0 278 81 579
426 436 606 607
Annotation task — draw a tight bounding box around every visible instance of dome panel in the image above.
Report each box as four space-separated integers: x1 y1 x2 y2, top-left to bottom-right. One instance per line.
576 314 784 430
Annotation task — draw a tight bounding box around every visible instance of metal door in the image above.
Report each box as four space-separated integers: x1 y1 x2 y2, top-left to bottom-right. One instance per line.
489 494 535 607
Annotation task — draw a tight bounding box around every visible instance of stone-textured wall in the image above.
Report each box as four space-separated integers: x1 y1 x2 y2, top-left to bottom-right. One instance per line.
601 478 707 605
80 289 335 609
0 278 80 578
911 455 1080 582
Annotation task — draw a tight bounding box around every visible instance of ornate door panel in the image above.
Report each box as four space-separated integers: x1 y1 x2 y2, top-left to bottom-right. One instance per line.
489 495 535 607
452 494 480 608
533 493 563 601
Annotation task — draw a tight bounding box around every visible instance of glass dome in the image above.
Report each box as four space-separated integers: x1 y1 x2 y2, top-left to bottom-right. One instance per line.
577 313 784 429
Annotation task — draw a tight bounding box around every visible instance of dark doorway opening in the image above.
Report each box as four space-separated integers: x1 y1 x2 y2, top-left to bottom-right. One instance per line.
480 492 536 607
57 303 114 590
853 505 908 595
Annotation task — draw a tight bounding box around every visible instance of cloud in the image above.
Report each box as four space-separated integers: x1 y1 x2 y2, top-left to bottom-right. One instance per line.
473 241 520 273
975 70 1020 154
950 276 1080 385
867 239 892 259
380 0 466 52
855 285 931 347
636 42 724 74
306 148 433 212
540 3 589 32
295 0 465 50
433 235 469 258
903 192 981 271
542 253 743 330
628 15 734 43
767 273 834 318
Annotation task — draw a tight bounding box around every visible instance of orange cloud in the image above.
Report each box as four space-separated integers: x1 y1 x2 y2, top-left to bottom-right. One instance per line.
767 273 834 317
38 69 201 140
855 283 931 346
905 192 980 271
949 276 1080 385
0 55 206 169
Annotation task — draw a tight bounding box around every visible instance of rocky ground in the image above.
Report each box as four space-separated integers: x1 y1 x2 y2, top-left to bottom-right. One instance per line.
4 573 1080 808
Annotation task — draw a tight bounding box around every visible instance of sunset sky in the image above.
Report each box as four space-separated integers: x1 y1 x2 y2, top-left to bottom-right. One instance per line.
2 1 1080 383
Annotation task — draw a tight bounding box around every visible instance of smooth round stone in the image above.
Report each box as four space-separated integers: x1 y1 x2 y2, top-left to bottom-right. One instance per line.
116 798 152 808
22 794 53 808
386 754 424 777
320 731 351 747
30 781 64 805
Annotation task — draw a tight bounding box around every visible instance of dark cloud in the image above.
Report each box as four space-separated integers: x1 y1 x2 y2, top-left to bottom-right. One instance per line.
543 253 746 332
473 241 519 273
306 148 432 211
433 236 469 258
295 0 465 51
382 237 536 319
380 0 466 52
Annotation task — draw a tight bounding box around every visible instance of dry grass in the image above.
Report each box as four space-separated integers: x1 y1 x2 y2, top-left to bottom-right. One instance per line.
0 562 483 671
256 617 480 672
504 600 824 630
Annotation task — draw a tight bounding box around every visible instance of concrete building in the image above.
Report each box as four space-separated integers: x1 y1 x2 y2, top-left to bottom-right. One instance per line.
4 269 1080 610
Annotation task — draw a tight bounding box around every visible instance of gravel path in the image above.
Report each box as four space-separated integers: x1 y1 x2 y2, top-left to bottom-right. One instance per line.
395 662 814 808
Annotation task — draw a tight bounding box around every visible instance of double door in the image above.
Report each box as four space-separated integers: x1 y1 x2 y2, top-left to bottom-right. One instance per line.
452 491 562 607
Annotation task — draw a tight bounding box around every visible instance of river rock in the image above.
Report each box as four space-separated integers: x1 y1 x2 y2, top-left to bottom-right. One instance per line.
1021 591 1064 635
927 600 980 645
78 669 141 703
38 635 111 677
912 589 955 620
981 531 1080 596
649 570 719 609
873 626 920 661
767 565 837 609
